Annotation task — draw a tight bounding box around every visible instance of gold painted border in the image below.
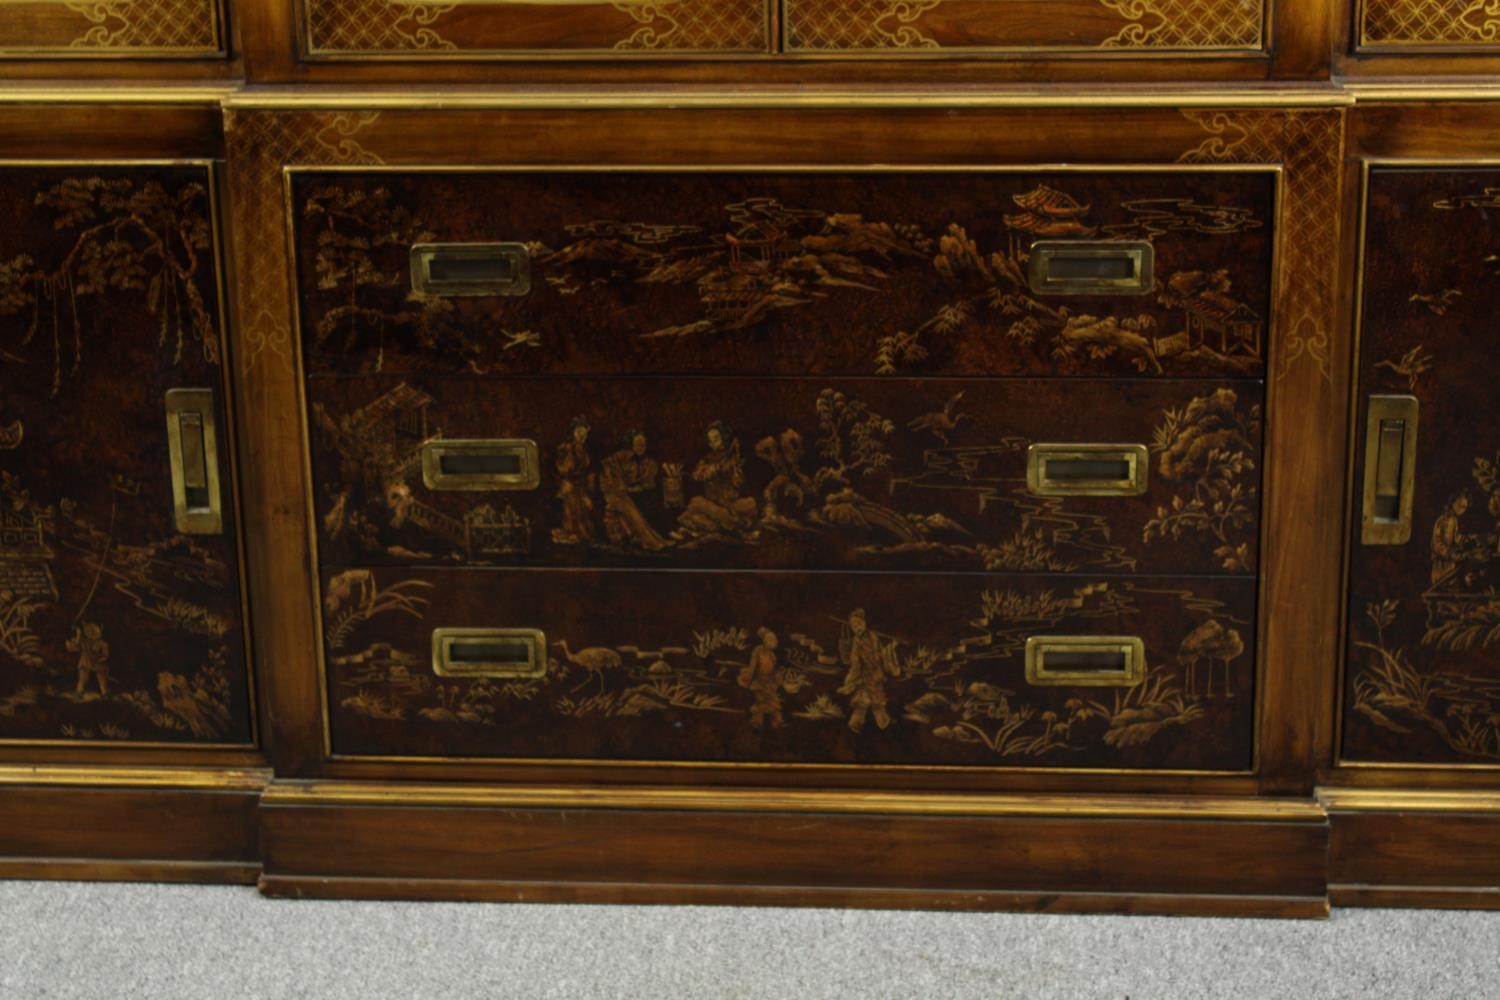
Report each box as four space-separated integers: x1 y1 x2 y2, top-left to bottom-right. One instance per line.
1335 157 1500 774
1320 787 1500 813
223 89 1355 110
265 780 1326 820
0 157 259 754
0 764 268 790
283 160 1280 778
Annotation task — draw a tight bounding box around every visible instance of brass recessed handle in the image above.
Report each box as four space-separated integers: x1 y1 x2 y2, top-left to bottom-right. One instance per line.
1362 394 1419 546
1027 444 1149 497
1027 240 1154 296
411 243 531 297
421 439 540 491
164 388 223 534
1025 636 1146 687
432 628 547 679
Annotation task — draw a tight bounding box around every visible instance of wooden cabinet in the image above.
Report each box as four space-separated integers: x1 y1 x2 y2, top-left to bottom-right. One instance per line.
1342 164 1500 769
8 12 1500 913
0 162 253 750
1322 101 1500 911
210 99 1349 912
0 104 264 886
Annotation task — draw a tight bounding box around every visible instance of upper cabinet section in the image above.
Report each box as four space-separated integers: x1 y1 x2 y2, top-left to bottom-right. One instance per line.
242 0 1330 80
0 0 226 63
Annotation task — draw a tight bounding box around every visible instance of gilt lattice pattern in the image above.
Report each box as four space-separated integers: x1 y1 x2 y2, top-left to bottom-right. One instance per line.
306 0 764 52
1362 0 1500 43
307 0 457 52
1178 110 1344 382
225 111 385 374
1099 0 1262 47
64 0 219 50
611 0 767 49
787 0 1261 49
785 0 941 49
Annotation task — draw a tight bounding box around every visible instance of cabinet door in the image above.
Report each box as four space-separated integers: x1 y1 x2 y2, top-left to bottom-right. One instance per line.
1357 0 1500 53
784 0 1266 54
0 164 253 747
0 0 223 58
1342 166 1500 766
298 0 770 57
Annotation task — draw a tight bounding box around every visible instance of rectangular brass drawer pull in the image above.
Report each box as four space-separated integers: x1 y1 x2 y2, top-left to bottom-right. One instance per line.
1027 240 1154 296
421 439 540 491
432 628 548 679
164 388 223 534
1027 443 1149 497
1362 394 1419 545
411 243 531 297
1025 636 1146 687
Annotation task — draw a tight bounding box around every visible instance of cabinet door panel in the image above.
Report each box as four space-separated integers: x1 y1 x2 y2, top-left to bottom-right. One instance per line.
324 567 1257 771
299 0 770 57
0 165 253 747
0 0 223 58
1357 0 1500 52
1342 166 1500 767
309 375 1264 576
784 0 1266 54
290 169 1277 380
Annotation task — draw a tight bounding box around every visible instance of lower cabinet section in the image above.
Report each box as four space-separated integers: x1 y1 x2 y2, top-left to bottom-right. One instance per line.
321 568 1256 771
1324 789 1500 910
0 766 266 884
258 784 1330 917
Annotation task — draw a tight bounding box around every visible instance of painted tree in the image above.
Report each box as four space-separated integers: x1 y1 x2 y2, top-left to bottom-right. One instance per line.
0 177 216 396
303 185 442 366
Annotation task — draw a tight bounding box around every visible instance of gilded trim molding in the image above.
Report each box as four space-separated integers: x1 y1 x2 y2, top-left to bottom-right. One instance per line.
265 781 1327 821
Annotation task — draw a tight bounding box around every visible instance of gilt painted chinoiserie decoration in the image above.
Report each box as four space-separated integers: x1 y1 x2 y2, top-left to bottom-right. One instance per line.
1343 166 1500 768
0 165 253 747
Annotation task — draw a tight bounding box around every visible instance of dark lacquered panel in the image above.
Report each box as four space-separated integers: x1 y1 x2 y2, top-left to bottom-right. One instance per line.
291 170 1276 379
308 375 1264 576
1342 166 1500 766
0 165 253 747
784 0 1265 54
324 567 1256 770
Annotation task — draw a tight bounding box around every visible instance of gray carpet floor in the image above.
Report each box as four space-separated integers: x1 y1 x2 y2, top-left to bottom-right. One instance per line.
2 881 1498 999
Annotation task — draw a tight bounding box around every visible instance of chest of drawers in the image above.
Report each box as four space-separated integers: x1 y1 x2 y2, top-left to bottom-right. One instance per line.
1 0 1499 917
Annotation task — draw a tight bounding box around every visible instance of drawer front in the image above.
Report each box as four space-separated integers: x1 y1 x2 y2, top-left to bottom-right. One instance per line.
300 0 770 57
309 376 1264 576
0 0 222 57
290 169 1276 380
1358 0 1500 51
1342 166 1500 767
783 0 1266 53
0 165 253 747
323 567 1256 770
